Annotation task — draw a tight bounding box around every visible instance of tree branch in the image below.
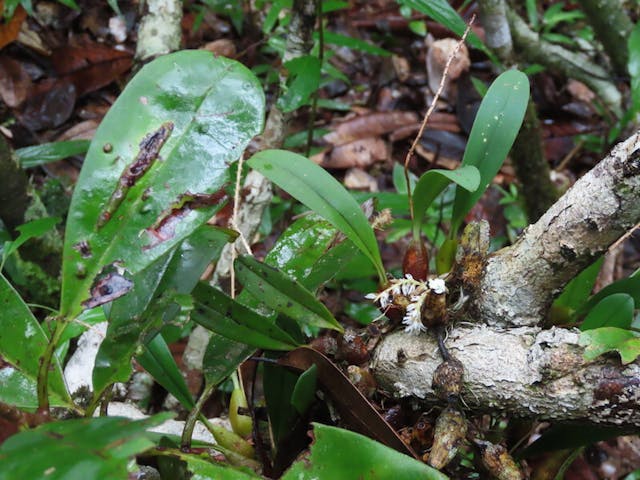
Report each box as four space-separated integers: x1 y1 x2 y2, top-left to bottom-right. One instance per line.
373 326 640 426
373 130 640 424
477 130 640 328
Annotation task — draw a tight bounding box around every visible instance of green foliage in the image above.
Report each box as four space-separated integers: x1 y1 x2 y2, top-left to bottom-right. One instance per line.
59 51 264 321
580 327 640 364
450 70 529 236
1 217 60 269
3 0 78 18
16 140 90 169
0 414 172 480
0 273 71 408
248 149 386 283
282 423 449 480
278 55 322 112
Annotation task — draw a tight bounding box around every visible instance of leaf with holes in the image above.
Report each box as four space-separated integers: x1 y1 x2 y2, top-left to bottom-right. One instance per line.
60 51 264 321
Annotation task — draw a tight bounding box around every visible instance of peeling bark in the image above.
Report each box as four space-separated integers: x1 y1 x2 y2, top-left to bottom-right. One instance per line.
373 327 640 426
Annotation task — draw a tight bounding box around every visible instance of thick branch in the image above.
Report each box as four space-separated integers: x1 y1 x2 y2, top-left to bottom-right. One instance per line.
373 327 640 426
477 130 640 327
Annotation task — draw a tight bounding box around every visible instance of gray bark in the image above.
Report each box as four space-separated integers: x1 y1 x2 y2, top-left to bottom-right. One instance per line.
373 130 640 426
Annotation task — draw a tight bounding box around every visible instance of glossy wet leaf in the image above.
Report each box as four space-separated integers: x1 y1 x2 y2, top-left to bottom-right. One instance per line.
193 282 299 351
580 327 640 364
0 414 172 480
451 70 529 235
60 51 265 320
248 149 385 282
0 273 71 406
282 423 448 480
580 293 634 331
0 365 68 410
291 364 318 415
16 140 90 168
235 255 344 333
93 221 233 396
92 250 175 396
412 166 480 240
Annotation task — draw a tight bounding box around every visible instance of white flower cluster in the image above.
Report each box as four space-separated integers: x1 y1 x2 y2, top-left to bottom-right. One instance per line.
366 275 447 335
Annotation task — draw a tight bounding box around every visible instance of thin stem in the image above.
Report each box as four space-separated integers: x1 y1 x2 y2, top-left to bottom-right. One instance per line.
305 0 324 157
181 380 216 448
37 316 65 412
405 16 475 232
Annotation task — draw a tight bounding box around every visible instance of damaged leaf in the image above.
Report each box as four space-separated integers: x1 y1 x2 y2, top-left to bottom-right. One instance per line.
60 51 264 320
580 327 640 364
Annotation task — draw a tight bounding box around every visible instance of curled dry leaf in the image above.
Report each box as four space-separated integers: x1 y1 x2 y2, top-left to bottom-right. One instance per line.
202 39 237 58
0 5 26 50
322 137 388 169
344 168 378 191
323 111 418 146
426 38 470 99
0 55 31 108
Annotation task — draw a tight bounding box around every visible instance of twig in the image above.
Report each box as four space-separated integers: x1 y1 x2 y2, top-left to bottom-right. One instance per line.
404 15 475 223
230 156 253 298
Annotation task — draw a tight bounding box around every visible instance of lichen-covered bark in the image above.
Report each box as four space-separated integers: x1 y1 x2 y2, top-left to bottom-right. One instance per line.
478 130 640 327
135 0 183 61
373 327 640 426
373 130 640 424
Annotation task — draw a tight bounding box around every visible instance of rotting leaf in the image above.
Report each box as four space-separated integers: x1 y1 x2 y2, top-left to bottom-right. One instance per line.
144 190 228 249
98 122 174 228
81 263 133 309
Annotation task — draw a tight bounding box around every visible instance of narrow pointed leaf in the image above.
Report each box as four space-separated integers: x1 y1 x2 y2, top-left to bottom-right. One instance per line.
137 333 195 409
61 51 265 320
193 282 299 350
247 149 385 282
412 166 480 239
16 140 90 168
0 414 172 480
576 273 640 317
0 274 71 406
451 70 529 234
235 255 344 333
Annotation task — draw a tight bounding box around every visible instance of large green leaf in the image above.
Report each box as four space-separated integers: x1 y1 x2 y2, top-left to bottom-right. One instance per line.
235 255 344 333
412 166 480 240
0 414 171 480
247 149 385 283
554 258 603 311
192 282 299 351
282 423 448 480
60 51 265 319
168 452 262 479
0 274 71 407
451 70 529 234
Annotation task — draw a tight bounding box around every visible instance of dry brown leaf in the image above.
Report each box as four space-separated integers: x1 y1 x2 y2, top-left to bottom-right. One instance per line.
201 39 237 58
0 55 32 107
344 167 378 191
324 137 388 169
426 38 470 98
0 4 26 50
324 111 418 146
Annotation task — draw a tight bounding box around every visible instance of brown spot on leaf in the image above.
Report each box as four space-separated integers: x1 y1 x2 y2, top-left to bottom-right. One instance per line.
98 122 174 228
73 240 92 258
144 189 228 249
82 264 133 309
